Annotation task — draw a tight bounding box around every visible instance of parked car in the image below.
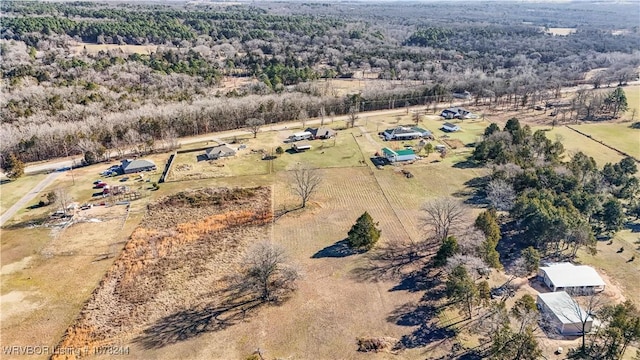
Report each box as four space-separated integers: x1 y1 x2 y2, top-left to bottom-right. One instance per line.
120 177 129 182
95 182 108 188
93 179 102 184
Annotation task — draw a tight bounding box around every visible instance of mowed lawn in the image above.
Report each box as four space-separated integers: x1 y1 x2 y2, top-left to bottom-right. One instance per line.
0 173 47 215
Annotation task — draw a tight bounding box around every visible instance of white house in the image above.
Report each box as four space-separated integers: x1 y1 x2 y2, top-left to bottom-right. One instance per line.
538 262 605 294
205 145 236 160
383 127 423 141
440 107 472 119
442 122 461 132
537 291 594 335
382 147 416 162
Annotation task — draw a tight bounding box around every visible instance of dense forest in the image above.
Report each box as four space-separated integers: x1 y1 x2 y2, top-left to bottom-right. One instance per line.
1 1 639 163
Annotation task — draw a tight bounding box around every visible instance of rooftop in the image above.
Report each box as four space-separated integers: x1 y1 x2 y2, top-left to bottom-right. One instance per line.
122 159 156 170
540 262 605 288
443 122 458 128
538 291 592 324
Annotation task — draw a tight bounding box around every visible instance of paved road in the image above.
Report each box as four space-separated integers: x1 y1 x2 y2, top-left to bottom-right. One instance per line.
0 172 61 227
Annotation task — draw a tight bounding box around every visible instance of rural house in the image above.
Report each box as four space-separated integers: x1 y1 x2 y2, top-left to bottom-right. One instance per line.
452 91 472 99
382 147 416 162
442 123 461 132
120 159 156 174
440 107 472 119
383 127 423 141
307 127 337 139
537 291 594 335
538 262 605 294
205 144 236 160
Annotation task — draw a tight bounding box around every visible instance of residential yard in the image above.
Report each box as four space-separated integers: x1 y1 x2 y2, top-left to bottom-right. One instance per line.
169 151 269 181
0 173 47 215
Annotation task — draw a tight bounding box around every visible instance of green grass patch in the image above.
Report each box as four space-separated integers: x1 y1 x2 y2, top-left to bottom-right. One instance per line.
0 174 47 215
573 122 639 159
537 126 624 166
273 129 366 171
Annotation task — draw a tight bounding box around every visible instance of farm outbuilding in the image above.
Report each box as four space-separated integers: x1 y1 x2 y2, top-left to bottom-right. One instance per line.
289 131 313 141
442 123 461 132
537 291 594 335
382 147 416 162
120 159 157 174
538 262 605 294
205 145 236 160
292 143 312 152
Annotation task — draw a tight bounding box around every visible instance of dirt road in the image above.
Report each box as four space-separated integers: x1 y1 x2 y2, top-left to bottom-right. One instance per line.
0 172 61 227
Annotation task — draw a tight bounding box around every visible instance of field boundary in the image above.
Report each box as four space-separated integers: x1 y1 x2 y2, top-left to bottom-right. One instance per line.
158 152 176 183
566 125 639 163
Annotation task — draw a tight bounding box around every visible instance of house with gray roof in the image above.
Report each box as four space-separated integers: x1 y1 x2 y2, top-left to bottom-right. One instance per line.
205 145 236 160
120 159 157 174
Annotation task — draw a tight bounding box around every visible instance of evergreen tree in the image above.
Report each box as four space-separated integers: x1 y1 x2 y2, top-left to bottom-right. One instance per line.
347 212 381 250
3 153 25 180
433 236 459 267
475 209 502 269
521 247 540 274
446 265 478 319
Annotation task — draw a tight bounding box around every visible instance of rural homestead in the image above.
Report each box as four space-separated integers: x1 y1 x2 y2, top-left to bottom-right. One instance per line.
0 1 639 360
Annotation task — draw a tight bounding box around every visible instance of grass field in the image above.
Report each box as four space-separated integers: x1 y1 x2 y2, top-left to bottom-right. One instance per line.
0 173 47 215
571 122 640 159
621 85 640 121
536 126 624 166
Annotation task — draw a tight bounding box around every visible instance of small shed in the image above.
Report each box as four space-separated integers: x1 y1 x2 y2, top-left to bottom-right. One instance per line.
206 145 236 160
442 123 461 132
537 291 593 335
382 147 416 162
538 263 605 294
292 143 312 152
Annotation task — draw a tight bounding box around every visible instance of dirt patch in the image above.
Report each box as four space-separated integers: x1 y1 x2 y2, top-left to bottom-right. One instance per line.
442 139 465 149
0 290 41 322
0 256 32 275
52 187 272 359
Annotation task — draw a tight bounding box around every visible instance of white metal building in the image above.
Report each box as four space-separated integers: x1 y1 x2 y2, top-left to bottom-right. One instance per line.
537 291 593 335
538 262 605 294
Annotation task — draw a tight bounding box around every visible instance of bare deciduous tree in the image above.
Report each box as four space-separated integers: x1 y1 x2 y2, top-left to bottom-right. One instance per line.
241 242 300 302
486 178 516 211
55 188 73 215
420 197 466 243
554 291 603 351
291 165 322 208
348 106 359 128
246 118 265 138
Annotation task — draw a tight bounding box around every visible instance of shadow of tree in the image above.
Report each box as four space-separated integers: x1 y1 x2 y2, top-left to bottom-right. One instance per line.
135 299 261 349
350 241 430 284
312 239 361 258
395 322 456 350
453 160 481 169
